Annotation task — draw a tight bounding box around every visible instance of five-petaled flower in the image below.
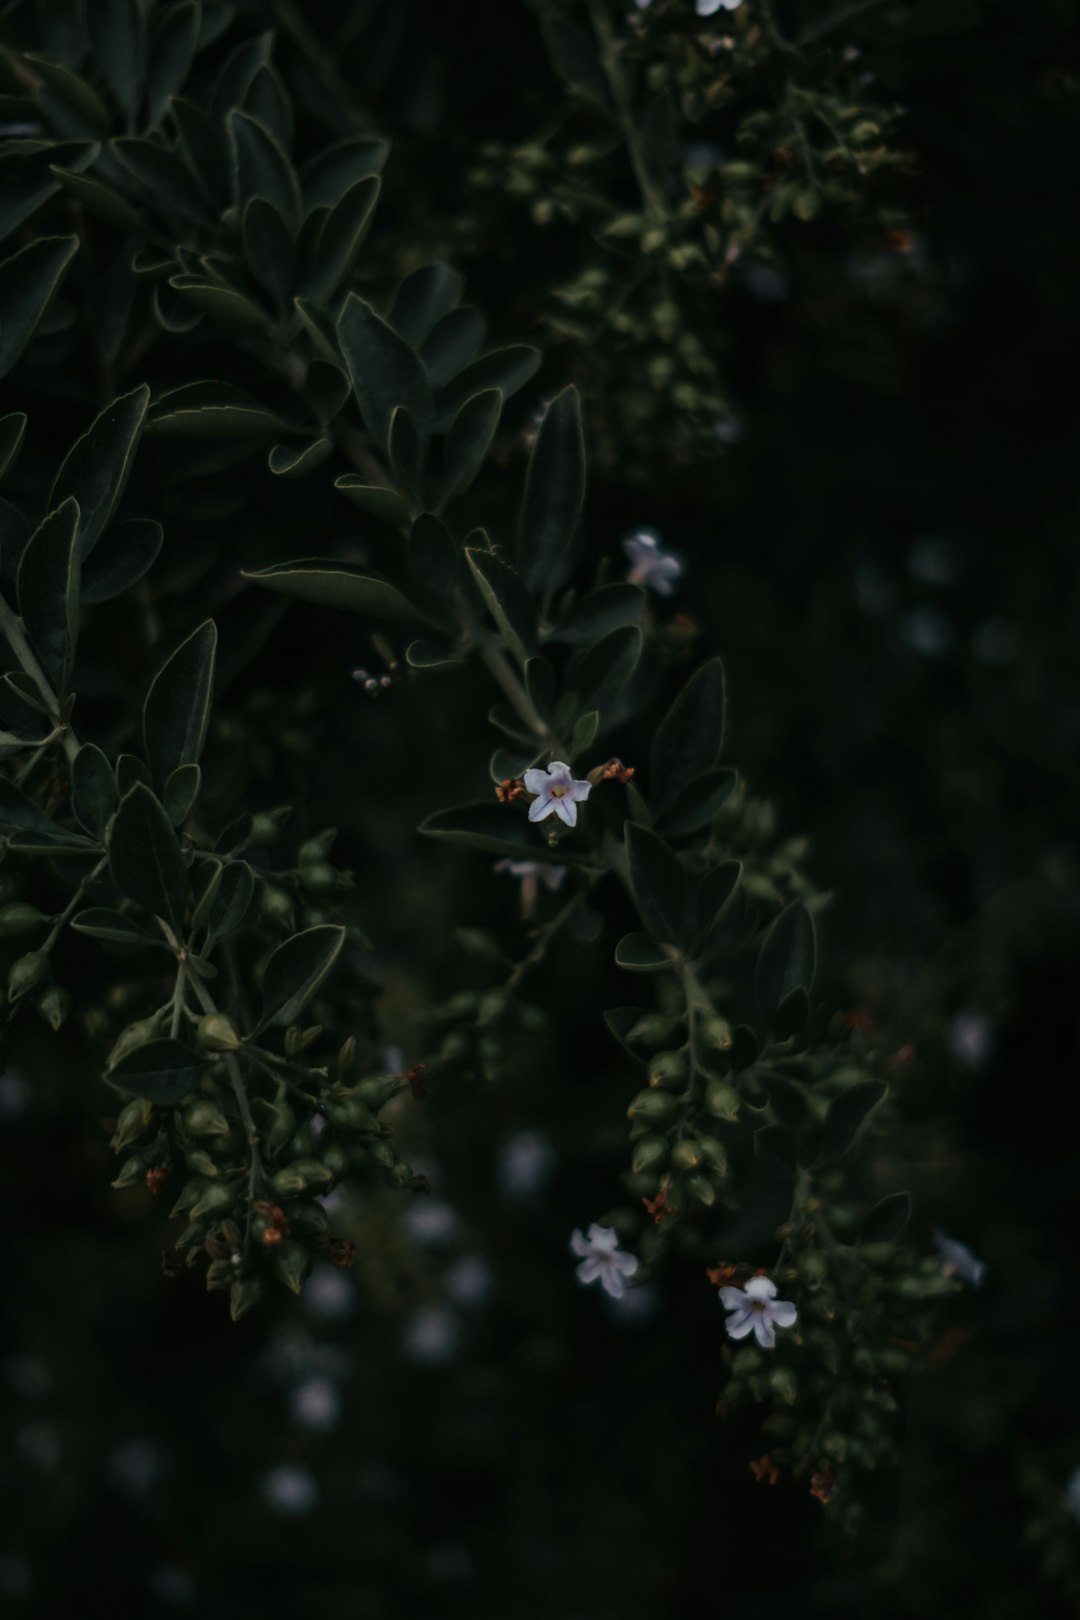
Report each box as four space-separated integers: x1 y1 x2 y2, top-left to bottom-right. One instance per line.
932 1230 987 1289
523 762 592 828
719 1273 797 1348
494 859 567 891
621 529 684 597
570 1224 639 1299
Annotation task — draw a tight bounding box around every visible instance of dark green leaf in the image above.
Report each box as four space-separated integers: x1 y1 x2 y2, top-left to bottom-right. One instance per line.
146 1 200 127
571 708 599 753
775 986 811 1039
518 386 586 595
441 388 502 506
241 195 293 311
300 136 389 214
408 514 474 629
304 361 350 426
574 625 641 718
25 53 111 135
16 496 80 694
419 802 592 863
243 560 420 623
656 767 738 840
304 176 379 305
71 743 118 837
860 1191 912 1243
113 135 208 223
333 476 409 528
650 656 726 814
549 583 643 646
80 518 162 604
72 906 159 945
434 344 540 428
405 639 463 670
421 307 485 389
116 752 150 793
88 0 146 126
169 274 268 334
204 858 255 947
143 619 217 790
228 109 300 233
0 235 78 380
163 762 201 825
755 901 817 1020
267 439 333 479
109 781 189 928
336 292 432 454
146 381 283 439
540 16 611 111
390 263 463 347
388 405 423 497
614 932 673 972
0 413 28 480
0 140 96 245
210 31 273 129
694 859 742 945
49 384 150 558
525 656 557 720
625 823 687 947
465 544 537 663
258 924 345 1030
820 1080 887 1161
49 164 146 236
109 1037 205 1104
0 777 81 843
752 1068 809 1133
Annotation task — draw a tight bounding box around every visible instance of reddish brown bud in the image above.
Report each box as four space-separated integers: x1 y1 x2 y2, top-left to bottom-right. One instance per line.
495 778 525 805
145 1166 169 1196
750 1455 780 1487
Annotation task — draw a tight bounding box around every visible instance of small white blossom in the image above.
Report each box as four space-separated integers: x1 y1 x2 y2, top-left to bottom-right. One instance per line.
933 1230 986 1289
1064 1465 1080 1522
494 858 567 891
290 1377 342 1432
496 1130 557 1199
719 1274 797 1349
570 1224 639 1299
404 1305 461 1365
697 0 743 13
523 761 592 829
621 529 684 597
261 1462 319 1515
947 1011 994 1071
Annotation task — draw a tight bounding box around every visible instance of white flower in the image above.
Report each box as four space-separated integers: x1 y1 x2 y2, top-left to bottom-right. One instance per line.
260 1462 319 1515
1064 1465 1080 1522
933 1230 987 1289
523 761 592 829
496 1130 557 1199
570 1224 640 1299
697 0 743 13
719 1274 797 1349
290 1377 342 1432
494 858 567 891
621 529 684 597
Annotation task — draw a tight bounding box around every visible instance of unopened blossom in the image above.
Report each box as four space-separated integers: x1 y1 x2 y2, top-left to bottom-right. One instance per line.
622 528 683 597
523 761 592 828
494 859 567 891
570 1224 639 1299
719 1274 797 1349
933 1230 987 1289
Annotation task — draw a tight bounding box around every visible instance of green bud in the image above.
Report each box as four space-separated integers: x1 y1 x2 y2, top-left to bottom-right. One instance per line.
181 1099 231 1138
337 1036 356 1076
290 1156 333 1187
190 1181 238 1221
627 1012 684 1050
111 1098 153 1152
648 1051 688 1092
271 1164 308 1196
285 1023 322 1055
196 1012 241 1052
701 1016 733 1051
671 1138 702 1172
319 1139 349 1177
367 1140 398 1171
698 1136 728 1176
230 1276 262 1321
687 1173 716 1206
799 1249 827 1289
440 1032 470 1064
107 1015 162 1071
298 829 336 865
769 1366 798 1405
0 902 49 938
184 1148 219 1178
300 860 341 896
288 1199 330 1239
7 951 48 1001
205 1258 235 1291
627 1088 680 1125
36 982 72 1031
262 1090 296 1156
272 1238 310 1295
324 1093 376 1134
260 885 295 929
355 1073 406 1110
704 1077 740 1121
631 1135 670 1175
111 1153 149 1189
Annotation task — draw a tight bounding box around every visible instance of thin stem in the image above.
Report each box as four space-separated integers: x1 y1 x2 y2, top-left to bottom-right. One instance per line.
477 634 548 741
506 869 607 991
0 591 79 765
41 853 109 955
169 962 187 1040
186 969 264 1249
586 0 668 223
14 727 64 787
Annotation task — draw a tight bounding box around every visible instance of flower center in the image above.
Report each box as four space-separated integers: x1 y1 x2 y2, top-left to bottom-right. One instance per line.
549 784 568 798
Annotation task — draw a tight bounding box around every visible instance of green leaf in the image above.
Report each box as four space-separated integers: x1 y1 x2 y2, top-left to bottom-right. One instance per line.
16 496 81 694
420 802 591 863
169 96 222 200
116 752 150 793
304 361 350 426
0 235 79 380
204 858 255 948
241 196 293 312
300 135 389 214
80 517 162 604
571 708 599 754
574 625 641 718
388 405 423 497
540 16 611 111
614 932 673 972
258 924 345 1030
405 639 463 670
50 162 146 234
525 656 557 721
434 344 540 428
210 31 273 129
72 907 159 946
112 135 208 223
169 274 268 335
163 762 201 825
390 263 463 347
0 777 85 845
305 176 380 305
143 619 217 791
442 388 502 506
694 859 742 946
228 108 301 234
421 307 485 389
655 767 738 840
408 514 474 629
820 1080 887 1161
146 381 283 439
518 386 586 595
650 656 726 814
0 413 28 480
109 1037 205 1104
109 781 189 928
0 140 96 246
625 822 687 947
71 743 118 837
146 1 200 127
267 439 333 479
88 0 146 126
24 53 112 136
465 544 537 664
243 560 420 623
549 583 643 646
755 901 817 1020
860 1191 912 1243
332 477 410 529
336 292 432 454
49 384 150 559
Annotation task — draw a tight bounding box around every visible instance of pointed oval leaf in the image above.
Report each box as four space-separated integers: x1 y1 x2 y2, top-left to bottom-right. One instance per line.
549 583 643 646
228 107 300 231
0 234 79 380
442 388 502 506
88 0 146 126
16 496 81 694
336 292 432 453
434 344 540 428
421 307 485 389
333 476 410 528
655 766 739 840
755 901 817 1020
146 0 200 127
305 175 380 305
267 439 333 479
259 924 345 1030
860 1190 912 1244
464 544 537 664
419 802 593 863
390 263 463 347
615 932 673 972
300 136 390 214
649 656 726 813
820 1080 888 1161
80 517 162 604
143 620 217 790
0 412 28 480
49 383 150 558
625 822 687 947
109 781 189 928
72 743 118 837
163 762 201 826
518 386 586 594
109 1037 205 1104
146 380 284 439
72 907 159 946
243 560 421 623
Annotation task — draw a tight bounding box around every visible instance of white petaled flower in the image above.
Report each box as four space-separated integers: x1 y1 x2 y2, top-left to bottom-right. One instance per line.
621 529 684 597
697 0 743 14
1063 1465 1080 1523
932 1230 987 1289
523 762 592 829
494 858 567 891
570 1224 640 1299
719 1274 797 1349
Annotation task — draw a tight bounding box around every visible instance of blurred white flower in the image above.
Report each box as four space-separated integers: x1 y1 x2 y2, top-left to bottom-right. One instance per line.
290 1377 342 1432
523 762 592 829
494 859 567 891
948 1010 994 1071
445 1254 495 1307
1064 1465 1080 1522
570 1224 639 1299
303 1262 356 1322
404 1306 461 1365
496 1130 557 1199
933 1230 987 1289
697 0 743 13
402 1198 460 1247
261 1462 319 1515
622 529 683 596
606 1281 661 1326
719 1275 797 1349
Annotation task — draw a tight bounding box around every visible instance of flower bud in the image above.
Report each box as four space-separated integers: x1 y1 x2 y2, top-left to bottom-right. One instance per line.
704 1077 740 1121
190 1181 238 1220
324 1093 376 1134
687 1173 716 1206
627 1012 683 1049
230 1277 262 1321
271 1164 308 1197
290 1156 334 1187
698 1136 727 1176
627 1088 680 1125
7 950 48 1001
319 1140 349 1177
272 1238 310 1295
648 1051 688 1092
112 1153 149 1188
181 1099 231 1138
0 902 49 938
671 1138 702 1171
366 1139 398 1171
631 1134 670 1174
107 1015 163 1071
36 982 72 1030
355 1073 406 1110
298 829 336 866
111 1097 153 1152
184 1148 219 1178
260 885 295 929
701 1016 733 1051
196 1012 241 1052
337 1036 356 1076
